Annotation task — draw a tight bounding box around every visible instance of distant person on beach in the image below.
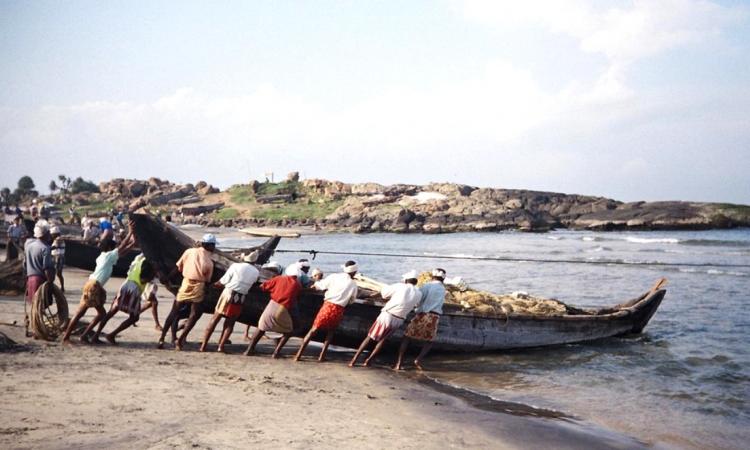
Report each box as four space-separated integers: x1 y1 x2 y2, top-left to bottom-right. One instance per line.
293 261 359 362
40 203 50 220
99 217 114 241
242 261 282 341
83 220 101 243
50 226 66 292
29 200 39 220
6 215 27 260
23 223 54 337
244 263 301 358
91 254 157 344
61 228 137 345
393 268 447 371
349 270 422 367
199 250 260 353
157 233 216 350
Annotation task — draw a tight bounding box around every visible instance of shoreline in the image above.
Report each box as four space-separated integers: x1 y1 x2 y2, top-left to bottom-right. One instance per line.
0 269 655 449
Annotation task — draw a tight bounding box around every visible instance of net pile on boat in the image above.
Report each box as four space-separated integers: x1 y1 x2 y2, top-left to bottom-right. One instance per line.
354 273 568 317
416 272 568 316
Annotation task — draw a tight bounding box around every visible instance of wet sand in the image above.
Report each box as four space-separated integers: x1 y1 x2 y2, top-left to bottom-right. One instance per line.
0 269 650 449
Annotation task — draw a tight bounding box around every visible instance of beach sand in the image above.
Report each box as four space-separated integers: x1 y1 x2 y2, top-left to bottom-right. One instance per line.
0 269 648 449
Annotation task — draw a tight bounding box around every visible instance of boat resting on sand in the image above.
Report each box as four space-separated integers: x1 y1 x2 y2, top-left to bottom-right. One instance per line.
130 213 667 352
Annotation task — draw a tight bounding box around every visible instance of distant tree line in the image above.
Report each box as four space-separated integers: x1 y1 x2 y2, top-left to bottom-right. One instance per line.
1 174 99 205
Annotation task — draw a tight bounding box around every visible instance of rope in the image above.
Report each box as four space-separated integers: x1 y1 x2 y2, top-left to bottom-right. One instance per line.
273 249 750 269
29 282 69 341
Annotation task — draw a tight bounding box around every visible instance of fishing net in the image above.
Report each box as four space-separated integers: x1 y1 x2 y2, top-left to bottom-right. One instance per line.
413 272 567 315
355 272 569 317
29 282 69 341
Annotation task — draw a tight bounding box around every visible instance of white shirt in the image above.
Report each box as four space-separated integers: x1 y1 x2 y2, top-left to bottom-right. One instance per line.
219 262 260 295
380 283 422 319
313 272 358 307
141 282 158 301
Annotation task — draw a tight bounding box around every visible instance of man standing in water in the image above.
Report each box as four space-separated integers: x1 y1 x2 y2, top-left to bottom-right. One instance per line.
293 261 359 362
394 268 447 370
349 270 422 367
158 233 216 350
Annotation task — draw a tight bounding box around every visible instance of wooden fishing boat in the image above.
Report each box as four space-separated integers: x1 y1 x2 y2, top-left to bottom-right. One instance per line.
131 213 667 352
240 227 302 238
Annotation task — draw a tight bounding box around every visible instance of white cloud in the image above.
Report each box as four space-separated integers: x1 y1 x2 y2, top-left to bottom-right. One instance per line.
459 0 745 65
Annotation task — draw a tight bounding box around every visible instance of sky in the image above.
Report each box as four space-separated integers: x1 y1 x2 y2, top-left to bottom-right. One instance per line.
1 0 749 203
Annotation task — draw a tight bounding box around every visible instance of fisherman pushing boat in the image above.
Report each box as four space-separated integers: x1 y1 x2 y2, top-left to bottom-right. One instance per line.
157 233 216 350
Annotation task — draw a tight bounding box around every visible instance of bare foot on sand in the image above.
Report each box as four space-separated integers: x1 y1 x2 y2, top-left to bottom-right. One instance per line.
175 341 183 351
271 353 282 359
105 334 117 345
198 345 206 352
243 349 254 356
217 347 225 353
62 338 73 347
392 364 403 371
157 340 165 349
317 356 327 363
363 359 373 367
347 361 356 368
413 360 424 371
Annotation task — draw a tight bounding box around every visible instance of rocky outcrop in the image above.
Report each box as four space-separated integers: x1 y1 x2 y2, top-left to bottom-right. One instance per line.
300 182 750 233
61 176 750 233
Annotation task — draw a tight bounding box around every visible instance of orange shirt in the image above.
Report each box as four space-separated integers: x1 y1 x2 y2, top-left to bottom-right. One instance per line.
176 247 214 282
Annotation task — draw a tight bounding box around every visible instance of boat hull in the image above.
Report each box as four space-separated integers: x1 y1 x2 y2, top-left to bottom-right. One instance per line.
63 238 138 278
231 287 665 352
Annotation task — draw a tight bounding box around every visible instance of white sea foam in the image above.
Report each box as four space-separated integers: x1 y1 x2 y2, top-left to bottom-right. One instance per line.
582 236 597 242
625 237 680 244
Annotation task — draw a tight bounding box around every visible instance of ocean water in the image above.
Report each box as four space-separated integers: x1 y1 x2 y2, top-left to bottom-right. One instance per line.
217 228 750 449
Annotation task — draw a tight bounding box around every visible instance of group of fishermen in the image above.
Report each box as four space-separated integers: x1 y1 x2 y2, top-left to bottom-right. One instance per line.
22 219 446 370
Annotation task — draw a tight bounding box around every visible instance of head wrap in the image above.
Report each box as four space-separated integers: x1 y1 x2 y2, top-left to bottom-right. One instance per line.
33 226 46 238
342 263 358 274
201 233 217 244
50 226 61 235
284 263 301 277
243 250 260 263
262 261 282 273
431 268 446 278
402 270 419 281
311 268 323 277
298 259 311 268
